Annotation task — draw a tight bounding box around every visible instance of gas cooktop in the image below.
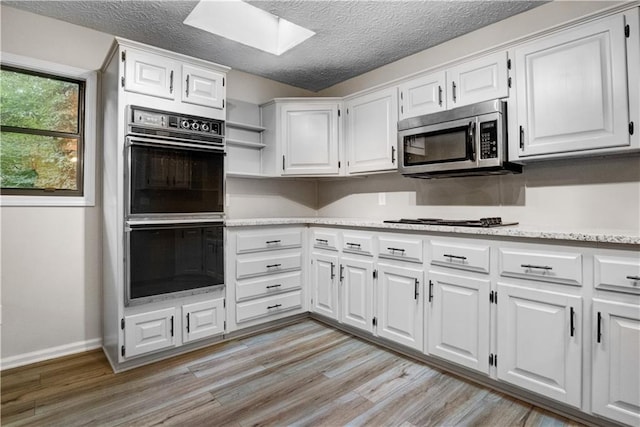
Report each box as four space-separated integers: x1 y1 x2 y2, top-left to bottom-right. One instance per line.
383 217 518 228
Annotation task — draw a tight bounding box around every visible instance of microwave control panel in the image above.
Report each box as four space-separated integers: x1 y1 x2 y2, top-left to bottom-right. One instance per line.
479 120 498 159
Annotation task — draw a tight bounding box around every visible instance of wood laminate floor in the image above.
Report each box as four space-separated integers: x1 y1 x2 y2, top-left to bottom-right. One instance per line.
1 320 584 427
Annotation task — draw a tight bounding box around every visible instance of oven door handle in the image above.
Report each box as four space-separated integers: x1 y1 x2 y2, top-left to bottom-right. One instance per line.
125 219 224 231
126 136 225 153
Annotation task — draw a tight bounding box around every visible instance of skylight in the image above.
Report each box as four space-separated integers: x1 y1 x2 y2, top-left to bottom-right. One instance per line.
184 0 316 56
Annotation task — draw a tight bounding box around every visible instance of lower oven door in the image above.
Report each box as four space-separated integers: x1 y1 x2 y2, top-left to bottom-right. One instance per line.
125 222 224 306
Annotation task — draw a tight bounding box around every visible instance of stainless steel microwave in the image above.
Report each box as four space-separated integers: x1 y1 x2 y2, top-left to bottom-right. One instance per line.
398 99 521 178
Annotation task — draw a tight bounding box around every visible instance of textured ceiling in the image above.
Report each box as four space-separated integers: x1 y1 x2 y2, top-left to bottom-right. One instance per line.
4 1 547 91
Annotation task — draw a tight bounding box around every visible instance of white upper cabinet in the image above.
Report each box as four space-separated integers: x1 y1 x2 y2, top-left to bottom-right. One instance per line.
181 64 225 109
398 70 446 119
345 87 398 174
124 48 178 100
512 9 638 160
261 99 342 176
447 51 510 108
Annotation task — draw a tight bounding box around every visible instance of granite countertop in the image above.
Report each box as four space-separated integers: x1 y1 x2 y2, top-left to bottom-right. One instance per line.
225 217 640 246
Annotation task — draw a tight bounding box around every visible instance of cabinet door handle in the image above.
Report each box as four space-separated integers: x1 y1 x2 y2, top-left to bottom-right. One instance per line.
521 264 552 271
519 125 524 150
597 312 602 343
569 307 575 337
391 146 396 164
186 313 190 333
444 254 467 261
414 279 420 300
438 85 443 106
339 264 345 282
330 262 335 280
267 304 282 310
169 70 174 94
185 74 190 97
452 81 457 102
170 315 174 337
428 280 433 302
266 284 282 289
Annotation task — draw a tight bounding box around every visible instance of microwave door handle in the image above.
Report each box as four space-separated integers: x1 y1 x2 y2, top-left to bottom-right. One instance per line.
468 121 476 161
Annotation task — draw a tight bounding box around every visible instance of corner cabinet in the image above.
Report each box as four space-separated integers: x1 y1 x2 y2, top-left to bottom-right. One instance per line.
261 99 342 176
510 8 640 161
345 87 398 174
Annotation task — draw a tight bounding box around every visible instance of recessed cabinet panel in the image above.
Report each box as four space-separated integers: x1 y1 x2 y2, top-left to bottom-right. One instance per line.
447 51 509 108
236 253 302 279
124 49 177 100
182 64 225 109
236 229 302 253
341 257 374 333
311 252 339 319
514 13 630 157
346 87 398 174
183 299 224 343
399 71 446 119
377 263 423 351
499 247 582 286
236 271 302 301
594 255 640 294
236 290 302 323
428 271 490 374
378 235 423 263
124 307 176 358
282 104 340 175
592 299 640 426
430 241 490 274
497 283 582 408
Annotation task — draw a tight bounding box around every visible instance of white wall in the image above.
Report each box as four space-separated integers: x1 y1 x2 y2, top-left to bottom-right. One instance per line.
316 0 640 235
0 5 316 366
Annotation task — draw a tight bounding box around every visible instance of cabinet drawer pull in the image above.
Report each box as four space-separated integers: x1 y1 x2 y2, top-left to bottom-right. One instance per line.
444 254 467 261
266 263 282 269
569 307 575 337
626 275 640 281
597 312 602 343
266 240 281 244
521 264 552 271
387 247 406 254
266 284 282 289
346 242 361 248
267 304 282 310
315 238 328 244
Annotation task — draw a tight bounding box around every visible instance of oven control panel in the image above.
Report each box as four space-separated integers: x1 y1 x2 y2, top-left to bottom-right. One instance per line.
479 120 498 159
129 106 224 137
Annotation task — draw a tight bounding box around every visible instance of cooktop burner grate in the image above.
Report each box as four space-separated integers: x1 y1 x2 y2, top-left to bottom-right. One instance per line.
383 217 518 228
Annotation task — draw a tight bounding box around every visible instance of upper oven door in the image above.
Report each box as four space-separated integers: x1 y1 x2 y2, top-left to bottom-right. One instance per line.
126 136 224 218
399 117 477 174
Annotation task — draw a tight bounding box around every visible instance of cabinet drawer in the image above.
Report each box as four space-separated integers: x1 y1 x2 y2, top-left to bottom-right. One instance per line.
342 232 373 256
236 230 302 253
499 248 582 286
378 235 423 263
236 253 302 279
312 230 339 251
595 255 640 294
236 271 303 301
430 241 490 274
236 290 302 323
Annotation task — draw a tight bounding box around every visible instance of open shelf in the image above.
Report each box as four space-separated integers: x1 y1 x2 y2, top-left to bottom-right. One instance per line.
226 138 266 149
226 121 266 133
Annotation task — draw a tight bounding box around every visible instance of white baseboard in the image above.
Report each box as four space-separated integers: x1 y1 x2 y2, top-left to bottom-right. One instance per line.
1 338 103 371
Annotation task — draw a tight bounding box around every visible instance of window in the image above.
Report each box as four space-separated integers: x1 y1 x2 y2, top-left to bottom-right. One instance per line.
0 53 96 206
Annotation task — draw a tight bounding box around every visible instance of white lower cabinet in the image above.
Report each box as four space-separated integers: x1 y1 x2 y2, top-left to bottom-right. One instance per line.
377 263 424 351
340 256 374 333
592 298 640 426
311 251 340 320
427 270 490 374
124 307 177 358
183 299 225 343
496 283 582 408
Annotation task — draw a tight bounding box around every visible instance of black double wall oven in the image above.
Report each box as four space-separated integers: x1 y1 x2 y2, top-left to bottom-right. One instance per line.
124 106 225 305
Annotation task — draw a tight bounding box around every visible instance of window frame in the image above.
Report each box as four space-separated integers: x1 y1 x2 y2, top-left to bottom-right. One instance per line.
0 53 96 207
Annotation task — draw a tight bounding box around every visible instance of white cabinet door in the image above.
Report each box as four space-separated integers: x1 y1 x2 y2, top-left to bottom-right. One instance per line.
514 13 630 158
346 87 398 174
124 307 176 358
398 70 446 119
428 271 490 374
496 283 582 408
446 51 509 108
281 103 340 175
183 299 225 343
340 256 374 333
311 252 339 319
377 263 424 351
123 49 177 100
592 299 640 426
182 64 225 109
